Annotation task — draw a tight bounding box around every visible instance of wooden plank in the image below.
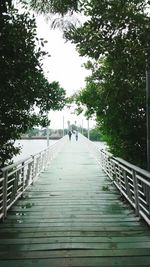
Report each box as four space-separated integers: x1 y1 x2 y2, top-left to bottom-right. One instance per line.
1 230 148 239
1 248 150 259
1 235 150 244
1 241 150 251
1 221 142 228
0 258 150 267
14 201 124 206
8 214 136 220
6 217 139 223
0 226 146 233
0 259 69 267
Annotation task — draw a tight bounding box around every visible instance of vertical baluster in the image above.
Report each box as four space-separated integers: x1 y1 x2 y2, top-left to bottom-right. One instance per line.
118 165 122 190
36 157 38 176
36 157 38 177
123 170 132 201
38 153 41 174
21 162 25 192
49 147 52 163
11 172 18 202
2 170 8 219
112 161 117 184
44 150 48 169
31 156 35 184
144 180 150 213
106 154 108 175
102 151 105 170
26 162 31 187
40 153 43 171
108 156 111 178
103 152 106 170
44 152 46 169
20 162 25 199
132 170 140 216
42 153 44 171
46 149 48 164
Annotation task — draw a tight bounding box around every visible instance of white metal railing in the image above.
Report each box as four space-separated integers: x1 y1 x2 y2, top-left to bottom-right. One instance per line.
82 135 150 226
0 136 67 221
100 150 150 225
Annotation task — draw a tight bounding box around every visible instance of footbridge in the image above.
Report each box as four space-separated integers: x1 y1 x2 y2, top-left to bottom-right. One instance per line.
0 135 150 267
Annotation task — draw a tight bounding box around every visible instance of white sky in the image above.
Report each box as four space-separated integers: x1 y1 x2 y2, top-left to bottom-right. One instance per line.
36 20 88 95
35 15 96 129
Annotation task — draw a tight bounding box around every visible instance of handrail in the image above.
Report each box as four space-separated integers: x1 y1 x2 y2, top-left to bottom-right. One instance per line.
1 157 31 172
0 136 67 221
115 157 150 179
81 135 150 226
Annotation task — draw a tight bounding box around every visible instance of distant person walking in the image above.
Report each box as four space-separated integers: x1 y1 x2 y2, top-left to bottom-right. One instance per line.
68 130 72 141
75 131 78 141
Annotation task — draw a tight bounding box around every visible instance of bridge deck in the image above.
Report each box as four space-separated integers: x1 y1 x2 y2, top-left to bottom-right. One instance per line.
0 137 150 266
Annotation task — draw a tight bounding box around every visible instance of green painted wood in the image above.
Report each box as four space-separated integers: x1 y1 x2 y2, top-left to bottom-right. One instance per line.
6 217 139 223
1 241 150 251
0 137 150 266
0 258 150 267
0 230 148 239
1 248 150 259
2 235 150 244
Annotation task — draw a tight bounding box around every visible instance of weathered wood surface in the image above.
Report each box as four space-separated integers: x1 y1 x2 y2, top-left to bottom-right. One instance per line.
0 136 150 266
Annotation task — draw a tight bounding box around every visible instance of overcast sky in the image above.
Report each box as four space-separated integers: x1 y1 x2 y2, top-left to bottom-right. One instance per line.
35 15 95 129
36 17 89 95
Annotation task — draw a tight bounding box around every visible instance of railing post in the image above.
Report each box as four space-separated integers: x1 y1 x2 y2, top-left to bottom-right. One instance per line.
35 157 38 178
112 161 117 183
25 162 31 188
108 156 111 178
2 170 8 219
11 172 18 202
41 153 44 171
132 170 140 216
31 156 35 184
21 162 25 192
123 170 132 201
45 149 48 168
44 150 48 169
38 153 42 174
145 183 150 213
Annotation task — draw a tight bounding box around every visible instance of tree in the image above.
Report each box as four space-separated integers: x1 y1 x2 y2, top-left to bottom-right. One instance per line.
0 7 66 167
89 127 102 141
75 57 146 166
65 0 150 167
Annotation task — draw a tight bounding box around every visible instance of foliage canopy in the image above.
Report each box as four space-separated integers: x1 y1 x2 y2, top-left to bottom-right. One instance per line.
67 0 149 167
0 7 66 167
25 0 79 15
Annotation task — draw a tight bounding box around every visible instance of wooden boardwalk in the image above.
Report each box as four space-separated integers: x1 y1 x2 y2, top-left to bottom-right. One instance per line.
0 136 150 266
